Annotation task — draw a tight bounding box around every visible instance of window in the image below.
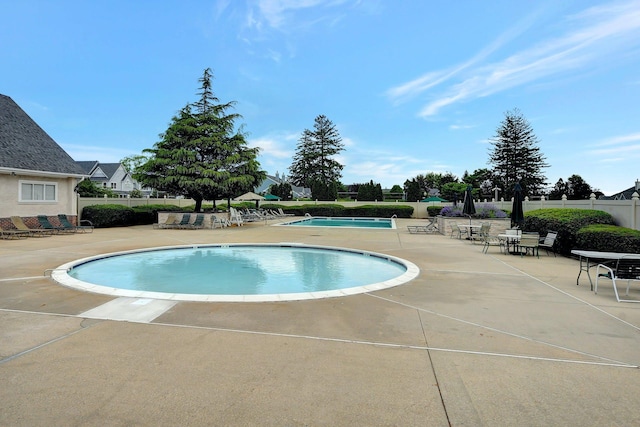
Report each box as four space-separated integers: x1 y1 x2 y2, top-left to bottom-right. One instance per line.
20 181 57 202
111 182 117 189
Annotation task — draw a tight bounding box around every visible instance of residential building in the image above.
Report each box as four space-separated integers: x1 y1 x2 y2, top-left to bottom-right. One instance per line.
76 161 149 197
600 180 640 200
0 94 87 220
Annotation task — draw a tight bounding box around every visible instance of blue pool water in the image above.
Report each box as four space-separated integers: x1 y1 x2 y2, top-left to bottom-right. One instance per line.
56 244 418 301
280 217 394 229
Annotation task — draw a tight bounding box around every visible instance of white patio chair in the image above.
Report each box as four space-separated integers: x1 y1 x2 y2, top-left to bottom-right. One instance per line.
229 208 244 226
450 221 467 239
517 232 540 257
539 231 558 256
595 256 640 303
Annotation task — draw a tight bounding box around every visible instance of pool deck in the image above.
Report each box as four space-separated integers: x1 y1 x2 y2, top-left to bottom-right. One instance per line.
1 218 640 426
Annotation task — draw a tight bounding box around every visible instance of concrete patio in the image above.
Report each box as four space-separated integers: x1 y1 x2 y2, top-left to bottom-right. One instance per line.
1 218 639 426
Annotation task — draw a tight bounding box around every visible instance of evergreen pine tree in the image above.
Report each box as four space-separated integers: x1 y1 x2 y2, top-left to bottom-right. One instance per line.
488 108 548 198
136 69 265 211
289 115 344 200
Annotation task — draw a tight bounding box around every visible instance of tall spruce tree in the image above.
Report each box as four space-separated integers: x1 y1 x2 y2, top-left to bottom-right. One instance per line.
488 108 548 198
136 68 265 211
289 115 344 200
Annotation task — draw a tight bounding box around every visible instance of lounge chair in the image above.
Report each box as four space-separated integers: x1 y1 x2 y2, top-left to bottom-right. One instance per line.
0 224 30 239
211 214 230 229
185 214 205 229
173 213 193 229
154 213 178 229
58 214 94 233
10 216 54 237
278 208 294 217
407 218 438 234
229 208 244 226
37 215 73 234
239 209 262 222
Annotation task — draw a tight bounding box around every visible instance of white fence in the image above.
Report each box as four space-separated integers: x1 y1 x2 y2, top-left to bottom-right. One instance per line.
78 193 640 230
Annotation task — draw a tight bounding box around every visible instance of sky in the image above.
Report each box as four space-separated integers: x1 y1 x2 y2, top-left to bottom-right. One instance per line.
2 0 640 196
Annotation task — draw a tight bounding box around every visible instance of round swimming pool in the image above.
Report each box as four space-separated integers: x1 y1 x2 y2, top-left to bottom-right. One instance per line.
51 243 419 302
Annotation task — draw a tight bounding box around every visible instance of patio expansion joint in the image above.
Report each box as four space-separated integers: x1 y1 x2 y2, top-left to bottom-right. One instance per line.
0 313 101 366
417 308 452 426
366 293 639 369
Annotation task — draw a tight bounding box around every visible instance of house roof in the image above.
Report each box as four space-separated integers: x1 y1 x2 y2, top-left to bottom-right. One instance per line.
96 163 123 180
76 161 128 183
0 94 86 176
76 161 99 174
602 184 640 200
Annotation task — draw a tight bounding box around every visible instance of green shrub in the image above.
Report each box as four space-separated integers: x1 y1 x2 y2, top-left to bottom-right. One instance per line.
575 225 640 253
82 204 136 228
427 206 444 217
523 209 616 255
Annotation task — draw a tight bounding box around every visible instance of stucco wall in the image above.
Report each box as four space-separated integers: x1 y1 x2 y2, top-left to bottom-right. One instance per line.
0 174 79 218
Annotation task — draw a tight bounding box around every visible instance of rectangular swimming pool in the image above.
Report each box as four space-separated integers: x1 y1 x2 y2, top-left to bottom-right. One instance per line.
278 217 395 229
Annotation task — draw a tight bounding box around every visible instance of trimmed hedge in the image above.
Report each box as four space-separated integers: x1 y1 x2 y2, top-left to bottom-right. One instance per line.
575 224 640 253
83 204 185 227
427 206 444 217
261 203 414 218
523 208 616 256
82 204 136 228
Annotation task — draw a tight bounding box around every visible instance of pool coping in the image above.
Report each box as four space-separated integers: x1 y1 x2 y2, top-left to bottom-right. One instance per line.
50 242 419 302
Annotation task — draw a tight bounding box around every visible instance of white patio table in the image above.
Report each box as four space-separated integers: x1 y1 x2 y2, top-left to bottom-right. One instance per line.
571 250 640 290
498 234 521 254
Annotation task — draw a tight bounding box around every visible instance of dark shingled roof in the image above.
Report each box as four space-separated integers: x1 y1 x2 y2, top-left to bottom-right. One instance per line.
0 94 86 175
96 163 122 180
76 160 99 174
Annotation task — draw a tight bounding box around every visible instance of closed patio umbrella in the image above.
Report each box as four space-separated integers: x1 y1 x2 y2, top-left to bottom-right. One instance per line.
461 185 476 236
462 185 476 217
511 182 525 228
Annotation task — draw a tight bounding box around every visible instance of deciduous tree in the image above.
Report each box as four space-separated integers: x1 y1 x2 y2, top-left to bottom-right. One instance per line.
549 175 593 200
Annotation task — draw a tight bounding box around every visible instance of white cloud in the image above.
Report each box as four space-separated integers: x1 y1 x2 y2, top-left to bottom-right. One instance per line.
386 8 540 106
449 124 475 130
249 134 296 159
589 144 640 156
247 0 353 30
388 0 640 118
592 132 640 147
341 136 355 147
